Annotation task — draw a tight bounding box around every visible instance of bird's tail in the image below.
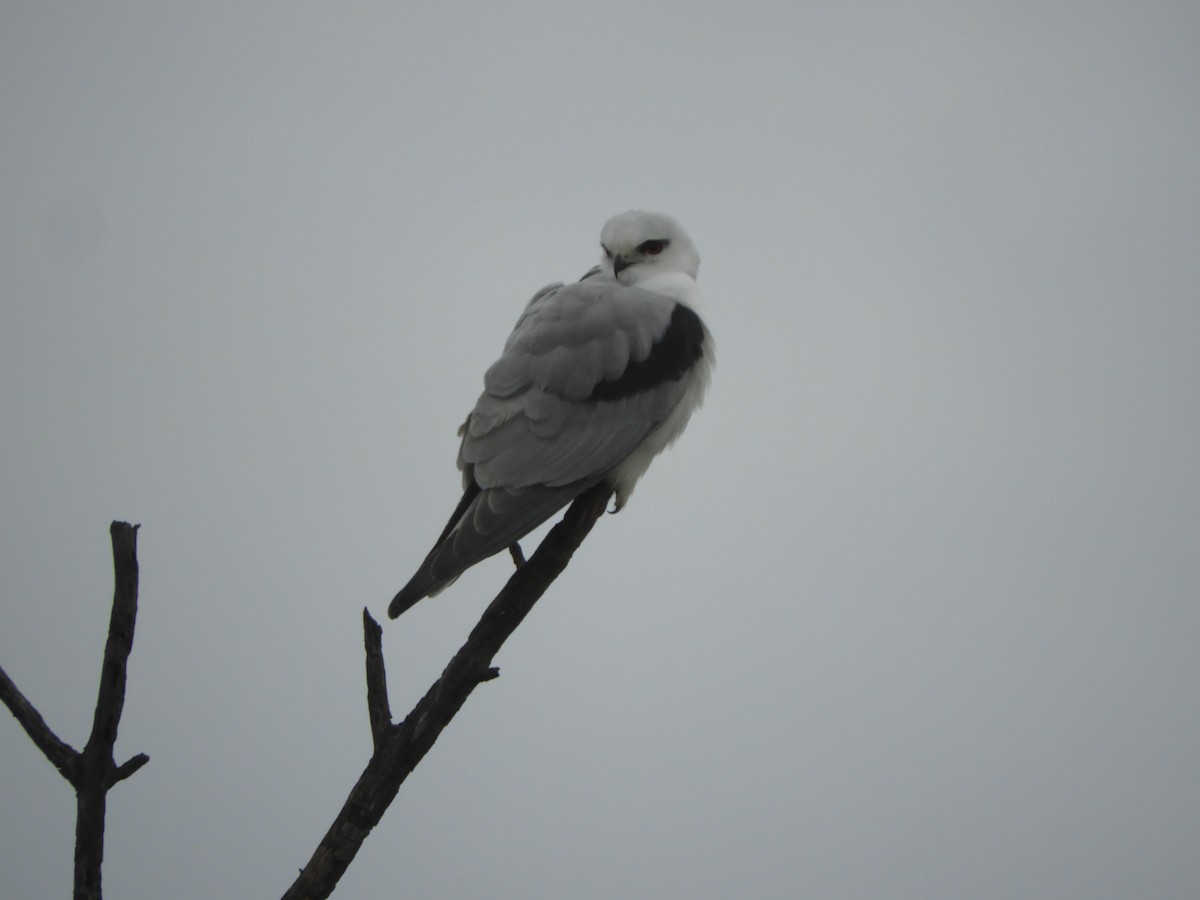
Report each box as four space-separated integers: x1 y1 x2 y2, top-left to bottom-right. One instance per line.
389 567 458 618
388 480 596 618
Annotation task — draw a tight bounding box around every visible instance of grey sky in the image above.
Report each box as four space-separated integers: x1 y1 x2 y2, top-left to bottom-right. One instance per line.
3 2 1199 898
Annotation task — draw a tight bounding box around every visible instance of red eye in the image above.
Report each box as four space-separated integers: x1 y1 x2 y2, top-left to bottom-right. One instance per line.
639 239 667 255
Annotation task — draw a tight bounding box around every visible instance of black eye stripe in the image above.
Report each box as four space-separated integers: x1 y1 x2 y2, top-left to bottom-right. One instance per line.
637 239 669 255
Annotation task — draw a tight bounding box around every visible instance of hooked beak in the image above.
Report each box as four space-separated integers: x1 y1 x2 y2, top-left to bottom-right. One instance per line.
613 254 633 276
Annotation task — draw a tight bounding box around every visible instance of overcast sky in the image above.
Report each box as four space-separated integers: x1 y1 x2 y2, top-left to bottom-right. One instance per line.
3 3 1199 898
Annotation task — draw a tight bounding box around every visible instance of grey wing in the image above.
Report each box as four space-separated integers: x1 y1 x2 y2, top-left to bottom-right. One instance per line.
465 279 686 487
388 279 686 617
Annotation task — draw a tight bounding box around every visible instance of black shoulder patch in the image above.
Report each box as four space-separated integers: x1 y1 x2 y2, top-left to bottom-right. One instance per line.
588 304 705 402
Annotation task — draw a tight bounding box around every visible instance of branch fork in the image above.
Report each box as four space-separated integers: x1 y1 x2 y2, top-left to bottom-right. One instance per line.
283 483 613 900
0 521 148 900
3 486 613 900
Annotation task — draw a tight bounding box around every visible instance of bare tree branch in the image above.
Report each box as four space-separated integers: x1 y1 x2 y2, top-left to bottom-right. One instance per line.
73 521 145 900
282 483 614 900
362 609 391 752
6 497 609 898
0 521 148 900
0 663 80 780
109 753 151 787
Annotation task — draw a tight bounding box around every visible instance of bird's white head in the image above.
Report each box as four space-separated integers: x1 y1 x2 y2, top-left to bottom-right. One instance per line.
599 211 700 287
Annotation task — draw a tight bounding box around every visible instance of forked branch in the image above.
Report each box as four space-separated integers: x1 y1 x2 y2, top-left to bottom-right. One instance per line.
282 483 614 900
4 491 611 900
0 521 148 900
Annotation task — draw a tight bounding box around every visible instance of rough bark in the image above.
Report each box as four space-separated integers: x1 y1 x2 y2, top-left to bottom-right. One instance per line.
282 483 614 900
0 521 148 900
4 488 611 900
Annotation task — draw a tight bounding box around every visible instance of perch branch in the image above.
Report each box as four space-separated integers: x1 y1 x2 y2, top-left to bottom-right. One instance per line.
282 483 613 900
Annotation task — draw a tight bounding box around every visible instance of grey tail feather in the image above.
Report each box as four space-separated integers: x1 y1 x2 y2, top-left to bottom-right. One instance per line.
389 567 455 618
388 479 600 619
389 482 480 618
